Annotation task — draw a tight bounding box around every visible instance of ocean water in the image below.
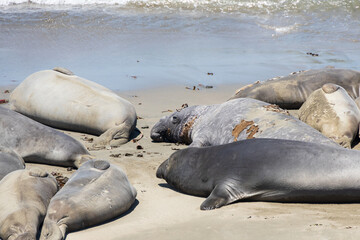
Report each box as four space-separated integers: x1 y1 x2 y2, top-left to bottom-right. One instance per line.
0 0 360 91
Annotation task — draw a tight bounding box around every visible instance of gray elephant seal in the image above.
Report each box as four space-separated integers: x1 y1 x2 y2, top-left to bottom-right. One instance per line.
229 68 360 109
40 159 137 240
9 68 137 149
0 168 58 239
151 98 338 147
157 138 360 210
0 147 25 181
0 107 92 168
299 83 360 148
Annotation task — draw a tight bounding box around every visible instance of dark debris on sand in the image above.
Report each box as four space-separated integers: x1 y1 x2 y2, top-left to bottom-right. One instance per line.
51 172 69 189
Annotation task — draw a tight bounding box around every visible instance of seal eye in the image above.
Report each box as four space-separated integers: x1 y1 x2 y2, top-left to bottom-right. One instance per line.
171 116 180 124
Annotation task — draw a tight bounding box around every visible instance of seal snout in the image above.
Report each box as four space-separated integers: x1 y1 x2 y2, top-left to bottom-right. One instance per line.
156 160 168 179
150 131 163 142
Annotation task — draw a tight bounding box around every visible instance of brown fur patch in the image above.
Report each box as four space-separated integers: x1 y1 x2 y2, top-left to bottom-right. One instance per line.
246 124 259 139
263 104 290 115
232 120 259 141
180 116 197 144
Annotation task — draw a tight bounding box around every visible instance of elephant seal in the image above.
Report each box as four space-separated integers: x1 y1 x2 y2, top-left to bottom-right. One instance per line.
40 159 137 240
0 168 58 240
9 68 137 149
157 138 360 210
299 83 360 148
0 147 25 181
0 107 92 168
229 68 360 109
151 98 338 147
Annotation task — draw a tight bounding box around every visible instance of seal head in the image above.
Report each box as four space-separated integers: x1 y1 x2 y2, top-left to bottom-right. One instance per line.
151 106 198 144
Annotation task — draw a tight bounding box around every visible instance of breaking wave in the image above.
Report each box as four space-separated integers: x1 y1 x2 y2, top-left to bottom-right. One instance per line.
1 0 359 14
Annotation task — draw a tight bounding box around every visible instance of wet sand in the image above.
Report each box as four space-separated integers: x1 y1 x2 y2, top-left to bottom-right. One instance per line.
1 84 360 240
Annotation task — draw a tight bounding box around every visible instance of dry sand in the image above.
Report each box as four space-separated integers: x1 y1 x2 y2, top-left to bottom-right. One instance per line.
1 84 360 240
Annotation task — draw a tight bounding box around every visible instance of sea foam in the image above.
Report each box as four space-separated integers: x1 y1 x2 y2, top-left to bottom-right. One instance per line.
1 0 358 14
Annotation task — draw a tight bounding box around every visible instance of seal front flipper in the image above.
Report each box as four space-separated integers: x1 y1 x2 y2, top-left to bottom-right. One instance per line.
200 182 246 210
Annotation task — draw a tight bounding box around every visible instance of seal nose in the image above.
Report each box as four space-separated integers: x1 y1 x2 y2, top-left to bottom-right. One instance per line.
150 131 163 142
156 164 163 178
156 160 168 179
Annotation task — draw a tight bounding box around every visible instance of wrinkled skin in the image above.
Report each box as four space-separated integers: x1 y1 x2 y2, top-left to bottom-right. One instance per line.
151 105 209 144
229 68 360 109
151 98 338 148
157 139 360 210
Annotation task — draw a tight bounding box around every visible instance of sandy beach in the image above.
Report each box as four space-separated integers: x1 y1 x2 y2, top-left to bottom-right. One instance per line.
1 1 360 239
2 83 360 240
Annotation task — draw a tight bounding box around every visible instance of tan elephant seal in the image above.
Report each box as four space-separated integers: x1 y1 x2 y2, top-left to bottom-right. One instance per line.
0 168 58 240
299 83 360 148
40 159 137 240
230 68 360 109
9 68 137 149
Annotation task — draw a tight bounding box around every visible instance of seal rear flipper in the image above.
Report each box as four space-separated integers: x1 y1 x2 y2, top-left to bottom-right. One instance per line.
90 123 130 150
29 168 48 178
200 183 246 210
74 154 95 168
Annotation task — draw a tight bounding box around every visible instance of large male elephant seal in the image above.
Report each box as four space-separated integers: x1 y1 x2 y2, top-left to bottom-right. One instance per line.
40 159 137 240
151 98 338 147
0 107 92 168
0 147 25 181
229 68 360 109
157 138 360 210
0 168 58 240
9 68 137 149
299 83 360 148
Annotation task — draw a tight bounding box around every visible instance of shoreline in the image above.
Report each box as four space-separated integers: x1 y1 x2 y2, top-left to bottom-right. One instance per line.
2 84 360 239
